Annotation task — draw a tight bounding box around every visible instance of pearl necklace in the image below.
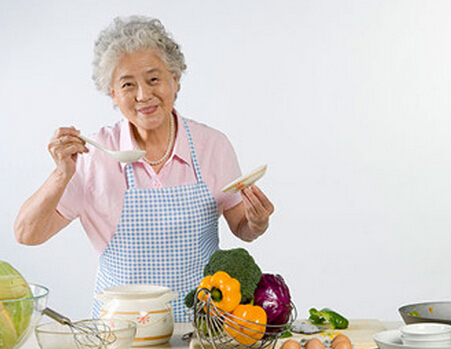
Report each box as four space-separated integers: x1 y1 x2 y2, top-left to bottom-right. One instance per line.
142 114 175 166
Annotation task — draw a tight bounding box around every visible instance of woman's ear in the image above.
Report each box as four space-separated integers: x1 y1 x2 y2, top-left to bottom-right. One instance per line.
110 87 117 105
173 74 179 92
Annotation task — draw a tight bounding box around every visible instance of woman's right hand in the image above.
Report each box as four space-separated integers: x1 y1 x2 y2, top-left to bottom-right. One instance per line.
15 127 83 245
48 126 88 178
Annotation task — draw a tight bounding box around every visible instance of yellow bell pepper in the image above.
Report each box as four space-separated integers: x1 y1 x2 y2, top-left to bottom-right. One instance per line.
197 271 241 313
224 304 267 345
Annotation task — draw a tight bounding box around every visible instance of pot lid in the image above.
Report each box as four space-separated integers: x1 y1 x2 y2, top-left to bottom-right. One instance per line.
103 284 172 299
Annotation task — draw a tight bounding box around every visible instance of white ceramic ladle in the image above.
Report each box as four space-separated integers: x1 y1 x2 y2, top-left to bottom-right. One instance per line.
79 134 146 163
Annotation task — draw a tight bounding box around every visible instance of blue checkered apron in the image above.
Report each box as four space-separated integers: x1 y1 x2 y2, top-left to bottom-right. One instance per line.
92 118 219 322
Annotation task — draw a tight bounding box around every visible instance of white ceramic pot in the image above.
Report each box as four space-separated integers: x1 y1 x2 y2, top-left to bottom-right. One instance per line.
96 284 178 347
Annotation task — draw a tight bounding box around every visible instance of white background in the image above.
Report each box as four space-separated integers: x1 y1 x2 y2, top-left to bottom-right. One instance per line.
1 0 451 322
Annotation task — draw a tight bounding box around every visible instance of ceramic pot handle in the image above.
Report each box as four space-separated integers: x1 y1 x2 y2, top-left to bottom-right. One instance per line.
162 291 178 304
94 292 108 304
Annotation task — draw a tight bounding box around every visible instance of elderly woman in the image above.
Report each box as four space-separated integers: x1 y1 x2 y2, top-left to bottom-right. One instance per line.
14 16 274 322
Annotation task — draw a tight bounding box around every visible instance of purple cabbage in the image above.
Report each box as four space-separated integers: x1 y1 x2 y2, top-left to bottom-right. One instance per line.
253 273 293 326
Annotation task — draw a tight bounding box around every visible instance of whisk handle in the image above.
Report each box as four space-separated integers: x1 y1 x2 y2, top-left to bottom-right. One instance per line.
42 307 72 326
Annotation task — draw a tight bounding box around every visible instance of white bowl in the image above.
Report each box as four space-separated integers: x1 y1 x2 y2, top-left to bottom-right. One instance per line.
401 336 451 348
374 329 451 349
400 323 451 339
400 323 451 347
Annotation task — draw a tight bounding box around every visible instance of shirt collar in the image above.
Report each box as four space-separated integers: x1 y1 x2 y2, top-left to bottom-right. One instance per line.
118 120 137 172
118 109 192 172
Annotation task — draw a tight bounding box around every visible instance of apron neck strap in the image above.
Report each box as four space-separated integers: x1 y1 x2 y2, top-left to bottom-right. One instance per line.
181 117 203 182
125 163 136 188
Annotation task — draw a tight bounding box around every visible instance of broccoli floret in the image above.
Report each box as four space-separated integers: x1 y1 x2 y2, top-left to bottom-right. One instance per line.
203 248 262 303
184 288 197 308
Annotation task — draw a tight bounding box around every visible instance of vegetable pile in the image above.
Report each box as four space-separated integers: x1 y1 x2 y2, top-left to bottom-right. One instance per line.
185 248 293 345
203 248 262 304
0 261 33 349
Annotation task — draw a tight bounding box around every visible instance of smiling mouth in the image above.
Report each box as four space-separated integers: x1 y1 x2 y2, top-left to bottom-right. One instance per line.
138 106 158 115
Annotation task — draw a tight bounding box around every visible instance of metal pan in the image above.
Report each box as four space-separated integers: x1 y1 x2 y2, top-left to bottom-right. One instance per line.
399 301 451 325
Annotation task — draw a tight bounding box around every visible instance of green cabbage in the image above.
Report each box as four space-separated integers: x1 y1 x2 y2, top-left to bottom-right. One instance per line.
0 303 18 349
0 261 33 349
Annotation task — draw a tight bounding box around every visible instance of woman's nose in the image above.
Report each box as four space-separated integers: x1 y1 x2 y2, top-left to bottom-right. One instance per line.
136 83 153 102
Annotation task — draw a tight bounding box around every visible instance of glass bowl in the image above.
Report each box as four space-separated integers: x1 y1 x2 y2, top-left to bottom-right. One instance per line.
0 283 49 349
35 318 137 349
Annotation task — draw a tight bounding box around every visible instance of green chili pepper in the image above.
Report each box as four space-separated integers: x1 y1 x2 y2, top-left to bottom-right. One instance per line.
308 307 349 329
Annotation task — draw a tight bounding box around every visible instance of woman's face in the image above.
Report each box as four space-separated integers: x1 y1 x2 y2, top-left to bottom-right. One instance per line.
110 49 178 132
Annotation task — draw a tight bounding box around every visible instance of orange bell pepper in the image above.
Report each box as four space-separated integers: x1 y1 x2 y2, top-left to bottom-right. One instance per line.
224 304 267 345
197 271 241 313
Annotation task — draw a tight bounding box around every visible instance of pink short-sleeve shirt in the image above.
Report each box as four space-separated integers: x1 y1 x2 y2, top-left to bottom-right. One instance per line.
56 111 242 254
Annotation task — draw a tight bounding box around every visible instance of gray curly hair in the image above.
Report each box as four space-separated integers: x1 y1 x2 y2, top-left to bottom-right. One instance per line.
92 16 187 96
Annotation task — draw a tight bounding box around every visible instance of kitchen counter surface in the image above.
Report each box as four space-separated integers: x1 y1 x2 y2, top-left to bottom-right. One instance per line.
22 320 401 349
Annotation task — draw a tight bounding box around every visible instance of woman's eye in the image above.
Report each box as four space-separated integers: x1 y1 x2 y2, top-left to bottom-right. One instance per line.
121 82 133 88
149 77 159 84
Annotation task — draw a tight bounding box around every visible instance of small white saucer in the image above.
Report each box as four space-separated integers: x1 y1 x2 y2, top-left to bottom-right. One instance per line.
221 165 267 193
374 329 451 349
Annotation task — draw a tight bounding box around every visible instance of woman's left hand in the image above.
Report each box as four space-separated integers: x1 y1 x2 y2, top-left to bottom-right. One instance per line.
241 185 274 233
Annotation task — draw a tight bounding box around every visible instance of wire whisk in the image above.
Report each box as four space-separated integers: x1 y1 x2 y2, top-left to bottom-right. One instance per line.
191 288 296 349
42 308 117 349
